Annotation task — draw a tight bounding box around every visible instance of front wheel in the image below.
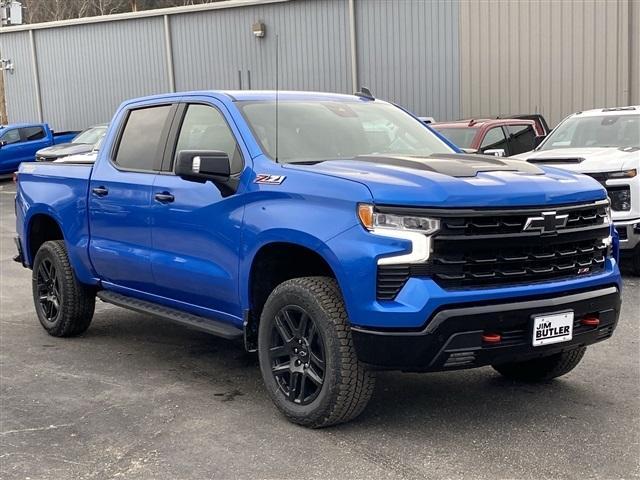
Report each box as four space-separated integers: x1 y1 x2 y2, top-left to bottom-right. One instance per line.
492 346 587 382
258 277 375 428
32 240 95 337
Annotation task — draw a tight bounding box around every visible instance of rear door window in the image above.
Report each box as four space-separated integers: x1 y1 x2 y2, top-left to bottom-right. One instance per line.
507 124 536 154
114 105 173 171
20 126 45 141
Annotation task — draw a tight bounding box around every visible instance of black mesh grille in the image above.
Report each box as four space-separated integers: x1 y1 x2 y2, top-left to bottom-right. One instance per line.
376 201 610 299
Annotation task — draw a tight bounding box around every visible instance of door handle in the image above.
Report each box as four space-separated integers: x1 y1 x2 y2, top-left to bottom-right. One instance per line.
92 186 109 197
154 192 175 203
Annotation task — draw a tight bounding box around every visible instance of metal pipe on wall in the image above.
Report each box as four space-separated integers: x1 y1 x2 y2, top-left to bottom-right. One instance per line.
163 14 175 93
28 29 43 122
348 0 358 93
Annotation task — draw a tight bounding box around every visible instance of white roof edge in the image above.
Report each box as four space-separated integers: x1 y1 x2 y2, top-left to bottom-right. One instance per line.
0 0 291 34
575 106 640 116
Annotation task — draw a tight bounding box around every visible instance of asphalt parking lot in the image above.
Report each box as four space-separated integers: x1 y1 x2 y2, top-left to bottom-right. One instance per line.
0 179 638 480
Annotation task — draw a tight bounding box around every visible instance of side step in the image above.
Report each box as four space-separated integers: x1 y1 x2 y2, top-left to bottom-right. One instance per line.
97 290 243 340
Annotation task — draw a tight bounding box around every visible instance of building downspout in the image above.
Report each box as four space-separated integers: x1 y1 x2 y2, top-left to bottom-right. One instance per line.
28 29 43 122
348 0 358 92
163 14 175 92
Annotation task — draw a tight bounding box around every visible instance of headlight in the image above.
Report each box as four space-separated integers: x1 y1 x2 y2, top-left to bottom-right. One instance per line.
608 187 631 211
604 169 637 179
358 204 440 265
357 204 440 234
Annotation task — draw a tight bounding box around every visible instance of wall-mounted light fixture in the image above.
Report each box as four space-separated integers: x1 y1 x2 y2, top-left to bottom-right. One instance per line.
252 21 266 38
0 58 14 73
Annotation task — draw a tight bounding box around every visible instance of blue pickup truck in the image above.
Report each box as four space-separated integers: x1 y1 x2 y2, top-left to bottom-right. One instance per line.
0 123 79 175
14 91 621 427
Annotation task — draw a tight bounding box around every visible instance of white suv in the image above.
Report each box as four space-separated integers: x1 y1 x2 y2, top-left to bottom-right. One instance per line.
514 106 640 274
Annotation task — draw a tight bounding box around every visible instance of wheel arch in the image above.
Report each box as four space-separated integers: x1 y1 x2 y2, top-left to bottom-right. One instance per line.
26 212 65 265
242 235 351 350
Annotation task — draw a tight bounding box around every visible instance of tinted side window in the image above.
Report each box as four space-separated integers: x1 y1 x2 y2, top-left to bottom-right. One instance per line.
20 126 45 141
0 129 21 145
175 104 243 174
508 124 536 154
115 105 173 171
480 127 508 152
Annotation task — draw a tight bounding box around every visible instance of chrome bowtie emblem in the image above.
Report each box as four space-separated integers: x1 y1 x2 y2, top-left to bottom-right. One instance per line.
523 211 568 234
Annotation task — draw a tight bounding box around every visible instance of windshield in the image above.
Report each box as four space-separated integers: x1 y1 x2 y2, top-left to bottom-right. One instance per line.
540 114 640 150
238 101 455 162
72 126 107 145
432 126 478 149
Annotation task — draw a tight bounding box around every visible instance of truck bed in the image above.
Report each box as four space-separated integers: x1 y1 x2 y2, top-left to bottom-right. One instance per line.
16 162 95 282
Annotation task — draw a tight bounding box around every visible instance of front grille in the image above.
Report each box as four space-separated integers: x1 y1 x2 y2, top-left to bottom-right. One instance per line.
376 201 610 299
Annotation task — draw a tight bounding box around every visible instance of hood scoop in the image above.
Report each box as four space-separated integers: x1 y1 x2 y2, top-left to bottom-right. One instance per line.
354 153 544 178
527 157 585 164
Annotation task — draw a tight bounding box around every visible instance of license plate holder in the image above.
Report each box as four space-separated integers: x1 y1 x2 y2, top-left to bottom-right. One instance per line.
532 311 574 347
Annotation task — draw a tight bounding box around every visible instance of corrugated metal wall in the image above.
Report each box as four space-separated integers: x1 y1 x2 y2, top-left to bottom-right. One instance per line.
631 0 640 105
355 0 459 120
33 17 170 130
459 0 637 126
170 0 352 92
0 30 39 124
0 0 638 131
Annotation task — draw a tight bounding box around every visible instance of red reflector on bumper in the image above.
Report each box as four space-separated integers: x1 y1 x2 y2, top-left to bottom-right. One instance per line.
581 317 600 327
482 332 501 343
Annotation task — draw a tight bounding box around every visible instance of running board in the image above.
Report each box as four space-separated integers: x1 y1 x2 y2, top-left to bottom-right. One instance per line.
97 290 243 340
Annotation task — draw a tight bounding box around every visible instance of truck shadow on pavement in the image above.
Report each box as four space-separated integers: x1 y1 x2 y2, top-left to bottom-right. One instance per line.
80 305 615 432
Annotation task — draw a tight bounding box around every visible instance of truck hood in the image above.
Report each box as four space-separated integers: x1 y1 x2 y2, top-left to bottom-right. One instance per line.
36 143 94 158
513 147 640 173
284 154 606 207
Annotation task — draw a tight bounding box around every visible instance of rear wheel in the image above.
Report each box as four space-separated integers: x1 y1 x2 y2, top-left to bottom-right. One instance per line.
258 277 375 428
492 346 587 382
32 240 95 337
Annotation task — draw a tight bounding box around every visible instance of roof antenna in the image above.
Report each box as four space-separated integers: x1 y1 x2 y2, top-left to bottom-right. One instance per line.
354 86 375 100
275 33 280 162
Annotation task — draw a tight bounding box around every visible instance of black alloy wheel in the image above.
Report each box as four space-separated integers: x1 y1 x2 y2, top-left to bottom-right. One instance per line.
36 258 61 324
269 305 326 405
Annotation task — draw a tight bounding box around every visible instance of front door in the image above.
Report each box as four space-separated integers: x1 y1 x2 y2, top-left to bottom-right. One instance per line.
149 101 246 321
89 103 176 292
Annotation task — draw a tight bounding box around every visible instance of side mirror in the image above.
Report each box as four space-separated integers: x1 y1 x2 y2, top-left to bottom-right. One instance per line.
0 141 6 148
460 148 479 154
533 135 546 148
483 148 506 157
175 150 231 183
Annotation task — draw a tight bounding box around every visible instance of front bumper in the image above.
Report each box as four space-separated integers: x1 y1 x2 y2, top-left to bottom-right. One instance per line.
614 218 640 250
351 286 621 372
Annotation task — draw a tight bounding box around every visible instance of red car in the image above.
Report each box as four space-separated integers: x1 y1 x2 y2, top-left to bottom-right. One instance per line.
431 118 544 157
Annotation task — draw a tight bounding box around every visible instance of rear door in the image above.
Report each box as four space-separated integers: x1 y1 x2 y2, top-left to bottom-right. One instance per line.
89 103 177 292
17 126 49 164
149 99 246 320
507 124 537 155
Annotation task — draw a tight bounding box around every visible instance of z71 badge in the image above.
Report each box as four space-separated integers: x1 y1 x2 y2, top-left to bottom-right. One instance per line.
255 174 286 185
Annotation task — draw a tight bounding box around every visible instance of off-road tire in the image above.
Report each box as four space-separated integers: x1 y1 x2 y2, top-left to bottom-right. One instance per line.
32 240 95 337
258 276 375 428
492 346 587 382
